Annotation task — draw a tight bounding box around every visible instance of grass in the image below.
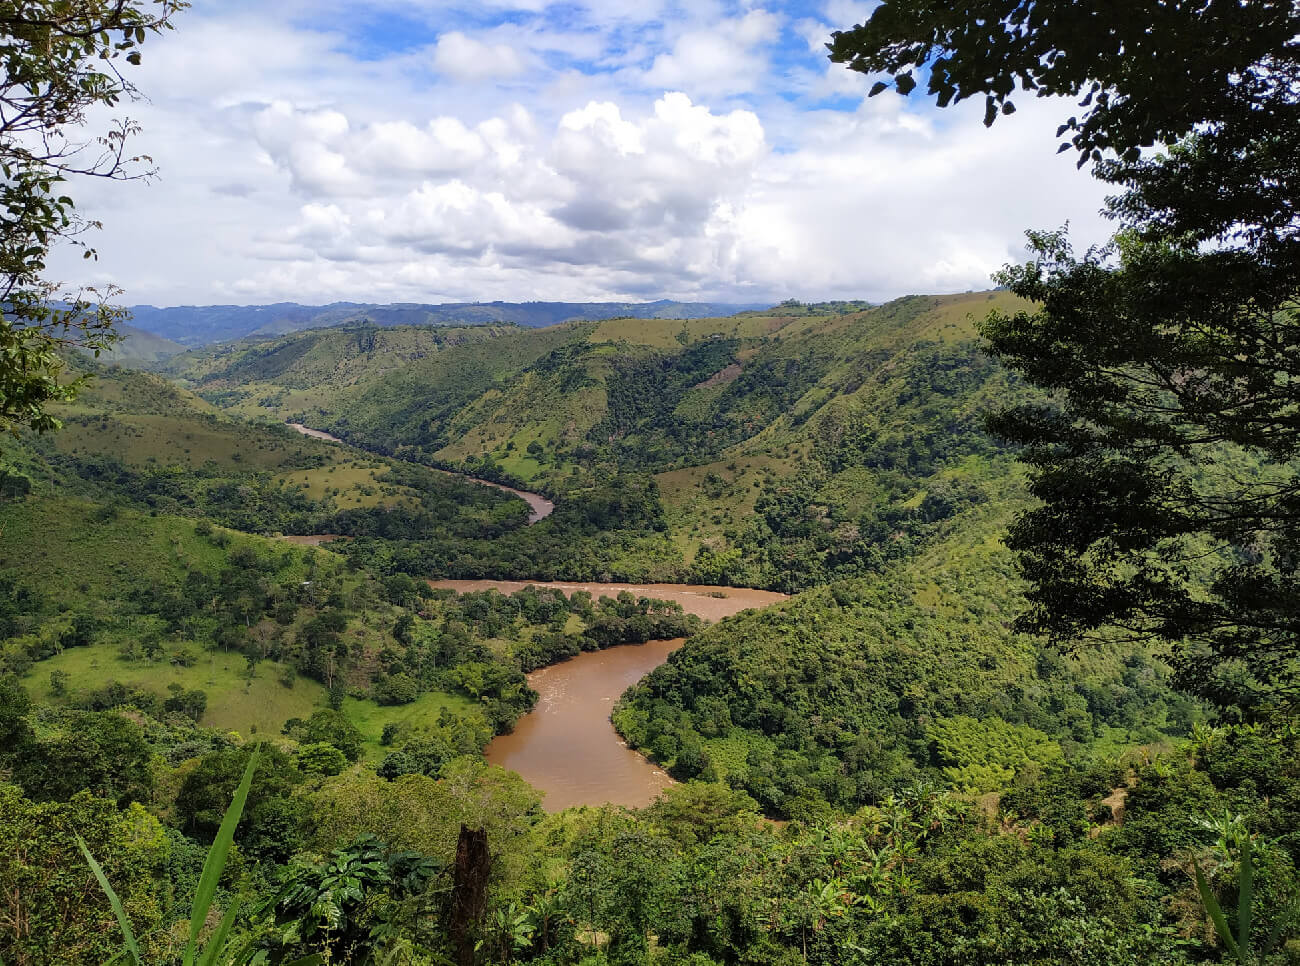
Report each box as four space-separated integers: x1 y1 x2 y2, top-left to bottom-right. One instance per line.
22 633 478 753
0 497 232 605
50 411 322 472
344 690 478 761
657 453 794 548
274 461 419 510
23 642 328 737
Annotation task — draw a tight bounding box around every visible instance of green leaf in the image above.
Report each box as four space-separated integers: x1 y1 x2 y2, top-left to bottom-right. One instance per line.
1238 835 1252 960
76 834 141 965
1194 858 1240 959
184 750 260 966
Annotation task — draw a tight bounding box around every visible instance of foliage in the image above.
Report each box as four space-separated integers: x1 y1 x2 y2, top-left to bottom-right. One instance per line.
252 834 438 964
0 0 186 434
617 524 1197 815
0 784 167 965
14 706 154 805
826 0 1295 161
927 715 1062 794
829 0 1300 720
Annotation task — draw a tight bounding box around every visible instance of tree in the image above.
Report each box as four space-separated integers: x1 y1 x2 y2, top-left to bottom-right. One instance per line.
827 1 1296 163
0 785 167 966
176 744 307 862
14 709 153 805
829 2 1300 715
0 0 185 435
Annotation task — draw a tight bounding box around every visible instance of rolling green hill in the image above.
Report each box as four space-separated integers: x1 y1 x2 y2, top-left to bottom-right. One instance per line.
182 290 1033 588
141 286 1210 816
127 298 772 346
9 360 532 541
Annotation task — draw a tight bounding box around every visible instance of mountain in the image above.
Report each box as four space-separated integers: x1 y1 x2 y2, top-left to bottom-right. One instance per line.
79 322 186 364
125 298 774 347
170 291 1034 581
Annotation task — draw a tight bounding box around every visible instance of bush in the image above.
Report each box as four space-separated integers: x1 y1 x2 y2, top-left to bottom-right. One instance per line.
373 672 419 706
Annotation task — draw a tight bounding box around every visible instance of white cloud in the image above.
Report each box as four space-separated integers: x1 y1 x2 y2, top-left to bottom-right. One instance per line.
432 30 527 81
641 9 782 96
45 1 1112 308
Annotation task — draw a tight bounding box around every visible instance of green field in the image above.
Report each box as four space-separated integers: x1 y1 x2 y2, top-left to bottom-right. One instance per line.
274 460 420 510
343 691 479 761
22 643 327 736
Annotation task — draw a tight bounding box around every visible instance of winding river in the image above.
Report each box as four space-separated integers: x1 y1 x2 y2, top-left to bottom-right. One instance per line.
431 580 787 811
286 422 555 523
284 423 787 808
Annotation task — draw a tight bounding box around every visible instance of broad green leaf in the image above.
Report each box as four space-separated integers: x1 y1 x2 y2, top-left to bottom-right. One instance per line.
184 749 260 966
76 834 141 965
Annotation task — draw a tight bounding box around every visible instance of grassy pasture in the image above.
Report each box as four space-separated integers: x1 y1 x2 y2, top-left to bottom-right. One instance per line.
274 461 420 510
23 643 326 736
343 690 479 761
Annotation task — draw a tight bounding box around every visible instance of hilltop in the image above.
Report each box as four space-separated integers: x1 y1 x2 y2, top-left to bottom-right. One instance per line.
124 298 774 347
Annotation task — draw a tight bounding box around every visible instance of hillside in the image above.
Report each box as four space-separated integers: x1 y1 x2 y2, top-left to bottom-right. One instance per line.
12 360 532 540
176 290 1037 589
99 323 186 364
5 288 1296 966
126 298 772 347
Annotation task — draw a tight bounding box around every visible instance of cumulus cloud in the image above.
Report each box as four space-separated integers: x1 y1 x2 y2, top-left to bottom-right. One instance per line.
432 30 527 81
46 0 1112 307
641 10 782 96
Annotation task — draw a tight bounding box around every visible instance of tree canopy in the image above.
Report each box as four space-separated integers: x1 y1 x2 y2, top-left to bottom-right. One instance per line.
0 0 185 435
831 1 1300 716
827 0 1298 163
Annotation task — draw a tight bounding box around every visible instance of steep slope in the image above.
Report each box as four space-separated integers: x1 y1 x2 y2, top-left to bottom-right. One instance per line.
170 290 1039 588
163 323 519 423
10 361 529 539
614 489 1202 816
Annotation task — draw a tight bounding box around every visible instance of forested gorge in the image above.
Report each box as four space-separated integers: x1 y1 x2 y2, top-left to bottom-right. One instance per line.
3 0 1300 963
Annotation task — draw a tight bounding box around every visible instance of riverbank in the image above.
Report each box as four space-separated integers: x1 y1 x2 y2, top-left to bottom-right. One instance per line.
432 578 787 810
487 637 688 811
285 421 555 523
428 578 786 622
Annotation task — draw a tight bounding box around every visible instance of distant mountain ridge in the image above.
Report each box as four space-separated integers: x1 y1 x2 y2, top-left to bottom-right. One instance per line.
127 299 774 347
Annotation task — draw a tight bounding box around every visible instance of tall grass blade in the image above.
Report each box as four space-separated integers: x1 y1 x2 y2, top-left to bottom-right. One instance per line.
197 891 243 966
1194 858 1241 960
1238 834 1253 961
76 834 141 965
184 749 260 966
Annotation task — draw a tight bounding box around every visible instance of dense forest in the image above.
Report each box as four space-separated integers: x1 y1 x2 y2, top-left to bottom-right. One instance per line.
3 0 1300 964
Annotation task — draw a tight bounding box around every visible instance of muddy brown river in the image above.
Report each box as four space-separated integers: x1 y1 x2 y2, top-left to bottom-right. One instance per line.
432 580 787 811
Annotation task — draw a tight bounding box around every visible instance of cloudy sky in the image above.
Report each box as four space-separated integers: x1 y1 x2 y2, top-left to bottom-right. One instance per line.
53 0 1114 308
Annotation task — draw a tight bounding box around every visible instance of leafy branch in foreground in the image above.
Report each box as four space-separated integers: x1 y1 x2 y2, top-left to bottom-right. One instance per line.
0 0 187 435
78 749 320 966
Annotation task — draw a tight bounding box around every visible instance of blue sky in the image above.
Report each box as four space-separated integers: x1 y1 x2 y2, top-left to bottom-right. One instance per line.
54 0 1111 307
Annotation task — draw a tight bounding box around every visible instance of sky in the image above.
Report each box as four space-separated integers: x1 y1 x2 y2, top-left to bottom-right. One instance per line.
51 0 1114 308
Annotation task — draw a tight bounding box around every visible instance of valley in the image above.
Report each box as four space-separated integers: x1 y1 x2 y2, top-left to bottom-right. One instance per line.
4 4 1298 963
3 290 1295 965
